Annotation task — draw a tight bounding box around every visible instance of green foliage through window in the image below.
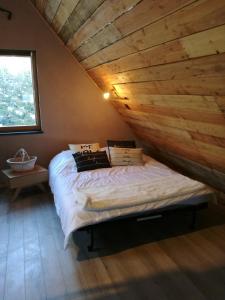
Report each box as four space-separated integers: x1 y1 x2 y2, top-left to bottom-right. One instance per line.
0 53 39 130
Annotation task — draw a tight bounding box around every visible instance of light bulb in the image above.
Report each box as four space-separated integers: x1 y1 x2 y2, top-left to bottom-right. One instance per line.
103 92 110 100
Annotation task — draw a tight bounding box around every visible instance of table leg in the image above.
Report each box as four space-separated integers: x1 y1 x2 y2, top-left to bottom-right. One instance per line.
37 183 46 192
11 188 22 201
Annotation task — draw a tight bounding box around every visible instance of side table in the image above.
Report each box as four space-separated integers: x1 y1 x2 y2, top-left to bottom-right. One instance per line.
2 165 48 201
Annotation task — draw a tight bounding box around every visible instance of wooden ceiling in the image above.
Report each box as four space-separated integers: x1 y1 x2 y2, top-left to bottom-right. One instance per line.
31 0 225 190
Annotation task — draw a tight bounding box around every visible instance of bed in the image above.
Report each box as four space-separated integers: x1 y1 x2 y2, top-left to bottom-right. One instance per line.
49 150 213 249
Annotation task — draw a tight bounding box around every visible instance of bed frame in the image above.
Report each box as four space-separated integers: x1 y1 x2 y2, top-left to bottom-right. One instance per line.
78 200 208 251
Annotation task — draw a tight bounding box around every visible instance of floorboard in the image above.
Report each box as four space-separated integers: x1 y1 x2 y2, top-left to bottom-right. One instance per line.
0 187 225 300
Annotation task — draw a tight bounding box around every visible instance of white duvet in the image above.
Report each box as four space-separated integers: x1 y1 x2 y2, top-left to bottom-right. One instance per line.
49 150 212 247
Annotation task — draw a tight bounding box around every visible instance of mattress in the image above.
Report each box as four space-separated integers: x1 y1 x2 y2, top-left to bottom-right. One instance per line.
49 150 212 247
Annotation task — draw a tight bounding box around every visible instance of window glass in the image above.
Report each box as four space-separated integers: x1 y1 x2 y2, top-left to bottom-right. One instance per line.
0 51 41 134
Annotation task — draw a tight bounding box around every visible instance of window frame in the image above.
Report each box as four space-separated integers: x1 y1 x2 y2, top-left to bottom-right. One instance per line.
0 49 42 135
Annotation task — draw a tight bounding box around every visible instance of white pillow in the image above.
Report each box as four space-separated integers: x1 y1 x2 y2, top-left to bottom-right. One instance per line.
109 147 144 166
69 143 100 153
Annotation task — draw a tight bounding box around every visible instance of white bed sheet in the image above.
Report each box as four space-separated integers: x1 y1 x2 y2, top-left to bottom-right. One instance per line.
49 150 212 248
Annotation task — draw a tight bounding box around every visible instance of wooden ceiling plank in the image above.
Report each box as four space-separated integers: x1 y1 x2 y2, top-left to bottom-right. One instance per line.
59 0 105 44
132 126 225 172
88 24 225 75
131 127 209 167
74 23 123 61
141 143 225 191
67 0 141 52
92 53 225 85
113 77 225 97
193 141 225 170
215 96 225 116
113 100 225 126
81 0 225 68
120 116 194 143
119 108 225 138
129 120 225 151
112 95 222 113
114 0 195 37
52 0 80 33
35 0 48 14
190 132 225 148
130 123 195 148
45 0 61 23
74 0 194 61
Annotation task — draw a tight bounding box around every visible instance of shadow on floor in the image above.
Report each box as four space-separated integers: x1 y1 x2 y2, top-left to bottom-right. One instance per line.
47 265 225 300
0 186 51 213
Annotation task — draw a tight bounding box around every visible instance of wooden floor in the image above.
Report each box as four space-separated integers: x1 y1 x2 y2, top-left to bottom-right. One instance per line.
0 188 225 300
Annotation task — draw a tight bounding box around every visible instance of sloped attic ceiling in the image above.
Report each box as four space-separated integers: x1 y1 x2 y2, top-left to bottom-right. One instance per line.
31 0 225 190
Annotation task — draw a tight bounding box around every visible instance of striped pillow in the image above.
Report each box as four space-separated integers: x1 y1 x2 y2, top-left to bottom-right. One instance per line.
109 147 144 166
107 140 136 148
73 151 111 172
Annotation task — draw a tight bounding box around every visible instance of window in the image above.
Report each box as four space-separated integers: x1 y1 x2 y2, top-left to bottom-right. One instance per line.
0 50 41 134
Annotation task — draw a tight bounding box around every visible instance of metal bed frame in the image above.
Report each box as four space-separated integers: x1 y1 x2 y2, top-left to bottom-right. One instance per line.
78 201 208 251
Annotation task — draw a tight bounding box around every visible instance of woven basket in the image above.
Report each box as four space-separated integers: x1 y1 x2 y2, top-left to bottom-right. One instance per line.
7 148 37 172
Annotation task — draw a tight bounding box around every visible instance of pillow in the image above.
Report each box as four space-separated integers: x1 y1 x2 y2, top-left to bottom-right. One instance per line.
109 147 144 166
69 143 100 153
100 147 110 159
73 151 111 172
107 140 136 148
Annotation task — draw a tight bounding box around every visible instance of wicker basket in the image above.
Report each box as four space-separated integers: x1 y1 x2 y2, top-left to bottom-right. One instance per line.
7 148 37 172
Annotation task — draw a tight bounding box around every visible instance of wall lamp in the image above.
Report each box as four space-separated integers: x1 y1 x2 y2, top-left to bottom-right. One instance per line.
103 92 110 100
0 6 12 20
103 91 128 100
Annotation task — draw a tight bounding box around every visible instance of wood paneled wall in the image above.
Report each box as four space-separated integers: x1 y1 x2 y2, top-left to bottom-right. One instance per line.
31 0 225 191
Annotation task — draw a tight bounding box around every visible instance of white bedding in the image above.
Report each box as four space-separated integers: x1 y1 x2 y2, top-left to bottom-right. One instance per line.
49 150 212 248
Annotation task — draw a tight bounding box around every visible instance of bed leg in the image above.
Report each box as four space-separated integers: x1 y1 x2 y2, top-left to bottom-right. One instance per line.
88 227 94 251
190 209 197 230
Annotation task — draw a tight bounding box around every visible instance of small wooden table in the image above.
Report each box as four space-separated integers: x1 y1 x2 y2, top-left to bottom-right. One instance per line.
2 165 48 201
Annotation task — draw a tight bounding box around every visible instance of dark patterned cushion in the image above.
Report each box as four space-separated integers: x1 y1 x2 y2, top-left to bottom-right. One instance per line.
73 151 111 172
107 140 136 148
